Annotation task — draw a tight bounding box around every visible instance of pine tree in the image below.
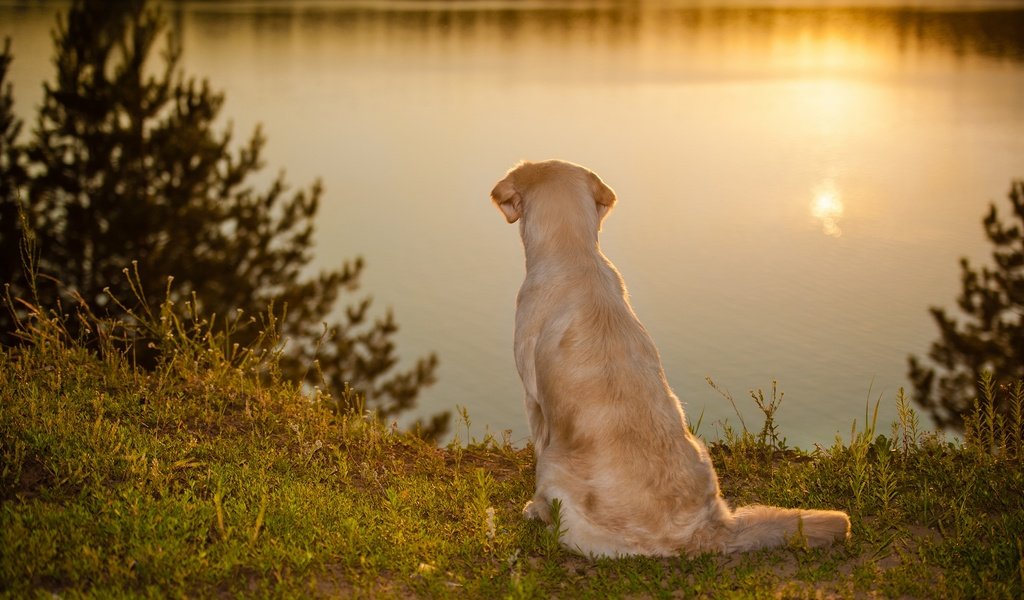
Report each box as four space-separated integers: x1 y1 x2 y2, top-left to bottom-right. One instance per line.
0 0 447 437
0 38 29 331
908 180 1024 430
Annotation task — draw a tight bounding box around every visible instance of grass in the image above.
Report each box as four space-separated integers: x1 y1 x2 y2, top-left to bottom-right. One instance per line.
2 291 1023 598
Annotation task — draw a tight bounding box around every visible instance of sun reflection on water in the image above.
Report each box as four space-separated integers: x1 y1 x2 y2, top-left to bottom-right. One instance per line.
811 182 844 237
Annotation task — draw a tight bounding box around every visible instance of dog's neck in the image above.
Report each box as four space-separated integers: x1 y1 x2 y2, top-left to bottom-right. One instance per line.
521 218 604 274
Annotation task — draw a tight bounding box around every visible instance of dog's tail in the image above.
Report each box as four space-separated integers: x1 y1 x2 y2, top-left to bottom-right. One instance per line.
724 504 850 552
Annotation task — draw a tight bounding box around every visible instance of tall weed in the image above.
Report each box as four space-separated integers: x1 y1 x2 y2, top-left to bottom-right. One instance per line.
964 371 1024 462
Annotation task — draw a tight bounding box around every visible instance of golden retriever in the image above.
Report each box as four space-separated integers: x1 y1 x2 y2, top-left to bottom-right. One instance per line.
491 159 850 557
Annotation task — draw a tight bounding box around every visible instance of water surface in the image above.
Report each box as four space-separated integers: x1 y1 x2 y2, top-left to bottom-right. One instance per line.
3 0 1023 446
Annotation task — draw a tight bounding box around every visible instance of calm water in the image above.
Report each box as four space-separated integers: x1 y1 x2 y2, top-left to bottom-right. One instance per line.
3 1 1023 446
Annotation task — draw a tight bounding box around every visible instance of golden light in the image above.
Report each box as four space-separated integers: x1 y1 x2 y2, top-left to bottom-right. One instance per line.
811 184 844 238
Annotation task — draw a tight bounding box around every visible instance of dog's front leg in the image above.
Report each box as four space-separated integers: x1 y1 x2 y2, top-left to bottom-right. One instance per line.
515 333 549 459
522 395 552 524
523 488 551 523
525 395 548 459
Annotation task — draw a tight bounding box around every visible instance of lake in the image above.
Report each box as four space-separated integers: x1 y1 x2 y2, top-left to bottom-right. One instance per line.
2 0 1023 447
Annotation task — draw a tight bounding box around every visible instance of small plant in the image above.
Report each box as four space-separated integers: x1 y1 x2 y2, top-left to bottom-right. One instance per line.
473 468 498 549
892 387 921 453
964 371 1024 461
847 391 883 514
707 377 788 464
750 380 788 452
542 498 568 556
687 407 705 437
707 376 749 434
872 437 899 517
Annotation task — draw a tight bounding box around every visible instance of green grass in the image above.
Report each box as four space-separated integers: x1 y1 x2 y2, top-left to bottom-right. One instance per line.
2 297 1023 598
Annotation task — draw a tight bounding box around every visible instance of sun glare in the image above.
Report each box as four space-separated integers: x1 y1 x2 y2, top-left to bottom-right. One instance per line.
811 185 844 237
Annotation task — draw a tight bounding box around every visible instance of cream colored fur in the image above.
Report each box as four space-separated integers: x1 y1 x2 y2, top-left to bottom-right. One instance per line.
491 159 850 557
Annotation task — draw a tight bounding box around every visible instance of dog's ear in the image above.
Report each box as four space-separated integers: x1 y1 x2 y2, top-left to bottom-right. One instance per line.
491 176 522 224
590 171 617 227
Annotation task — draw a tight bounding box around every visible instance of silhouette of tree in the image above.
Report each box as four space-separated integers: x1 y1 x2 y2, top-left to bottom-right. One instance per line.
0 39 28 314
908 180 1024 430
0 0 447 438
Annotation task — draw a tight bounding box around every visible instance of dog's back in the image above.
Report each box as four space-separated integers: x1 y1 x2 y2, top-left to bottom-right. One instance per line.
492 160 850 557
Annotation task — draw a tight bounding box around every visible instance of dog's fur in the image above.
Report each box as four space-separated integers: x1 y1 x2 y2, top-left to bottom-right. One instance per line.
491 159 850 557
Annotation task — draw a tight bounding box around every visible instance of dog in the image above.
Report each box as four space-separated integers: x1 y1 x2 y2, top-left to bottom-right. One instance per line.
491 159 851 557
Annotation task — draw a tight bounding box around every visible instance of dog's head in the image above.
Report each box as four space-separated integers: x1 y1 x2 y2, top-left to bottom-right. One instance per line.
490 160 617 231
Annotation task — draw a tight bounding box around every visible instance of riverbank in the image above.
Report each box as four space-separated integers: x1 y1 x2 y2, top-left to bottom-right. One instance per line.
1 309 1021 598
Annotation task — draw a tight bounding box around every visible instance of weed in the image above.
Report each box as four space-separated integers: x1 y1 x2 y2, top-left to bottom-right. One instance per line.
544 498 567 557
872 437 899 518
707 377 788 466
750 380 787 452
965 371 1024 461
893 387 921 453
